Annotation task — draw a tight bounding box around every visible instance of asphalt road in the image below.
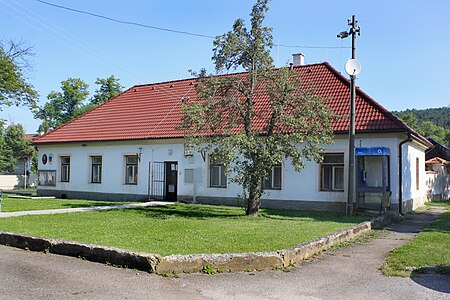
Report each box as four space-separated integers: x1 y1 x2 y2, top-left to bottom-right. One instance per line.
0 207 449 299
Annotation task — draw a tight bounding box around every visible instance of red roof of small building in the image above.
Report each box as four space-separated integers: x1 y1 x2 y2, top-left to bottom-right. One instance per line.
426 157 450 165
34 63 427 145
25 133 38 141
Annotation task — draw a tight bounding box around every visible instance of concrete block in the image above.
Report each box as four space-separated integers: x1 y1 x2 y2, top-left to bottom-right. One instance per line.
155 252 283 274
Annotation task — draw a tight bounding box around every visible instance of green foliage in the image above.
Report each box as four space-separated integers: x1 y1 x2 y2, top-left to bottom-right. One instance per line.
395 108 450 146
4 123 34 158
395 107 450 129
202 265 216 275
182 0 334 216
0 121 15 172
0 202 370 256
34 75 123 133
0 40 38 110
90 75 123 105
34 78 89 132
0 123 34 173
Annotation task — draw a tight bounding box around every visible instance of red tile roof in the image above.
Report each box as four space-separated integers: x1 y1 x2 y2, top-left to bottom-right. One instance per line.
33 63 427 145
426 157 450 165
25 133 38 141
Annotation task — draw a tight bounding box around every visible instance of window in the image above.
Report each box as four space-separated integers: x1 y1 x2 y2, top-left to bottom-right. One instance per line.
321 153 344 191
38 170 56 186
91 156 102 183
416 157 419 190
60 156 70 182
264 164 282 190
185 169 194 184
125 155 138 184
209 158 227 188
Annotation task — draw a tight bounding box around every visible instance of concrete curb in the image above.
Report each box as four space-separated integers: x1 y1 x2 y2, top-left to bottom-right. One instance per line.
0 213 394 274
0 232 161 272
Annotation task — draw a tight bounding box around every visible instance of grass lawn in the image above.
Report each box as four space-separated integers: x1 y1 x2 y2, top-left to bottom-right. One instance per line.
382 201 450 277
0 195 136 212
0 203 370 256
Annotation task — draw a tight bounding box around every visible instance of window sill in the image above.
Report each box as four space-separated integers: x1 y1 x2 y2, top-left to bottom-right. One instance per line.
320 189 344 192
125 183 138 185
209 186 227 189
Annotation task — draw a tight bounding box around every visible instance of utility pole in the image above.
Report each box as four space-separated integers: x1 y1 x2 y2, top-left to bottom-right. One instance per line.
338 15 361 216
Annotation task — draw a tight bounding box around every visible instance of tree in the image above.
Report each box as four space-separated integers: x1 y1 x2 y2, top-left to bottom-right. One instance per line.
90 75 124 105
399 112 419 130
181 0 335 216
34 78 89 132
400 112 450 146
420 121 448 143
0 121 15 173
0 40 38 110
0 123 34 173
34 76 124 133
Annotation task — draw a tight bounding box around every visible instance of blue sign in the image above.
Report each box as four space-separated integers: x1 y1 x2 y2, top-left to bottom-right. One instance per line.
355 147 390 156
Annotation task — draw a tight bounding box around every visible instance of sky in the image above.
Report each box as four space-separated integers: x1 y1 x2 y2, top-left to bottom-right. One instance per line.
1 0 449 133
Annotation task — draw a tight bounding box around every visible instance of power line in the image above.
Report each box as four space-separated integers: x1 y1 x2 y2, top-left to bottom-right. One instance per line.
4 0 149 82
34 0 350 50
34 0 216 39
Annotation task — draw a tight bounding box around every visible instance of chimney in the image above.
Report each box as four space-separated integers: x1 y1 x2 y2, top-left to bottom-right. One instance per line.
292 53 305 67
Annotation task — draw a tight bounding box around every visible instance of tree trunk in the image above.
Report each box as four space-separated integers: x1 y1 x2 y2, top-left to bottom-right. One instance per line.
246 178 262 216
246 196 261 216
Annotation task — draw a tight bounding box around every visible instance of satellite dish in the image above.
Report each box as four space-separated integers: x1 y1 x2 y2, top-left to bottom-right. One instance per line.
345 58 361 76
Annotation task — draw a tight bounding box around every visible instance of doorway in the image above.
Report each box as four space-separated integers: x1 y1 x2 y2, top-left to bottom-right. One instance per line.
165 161 178 201
148 161 178 201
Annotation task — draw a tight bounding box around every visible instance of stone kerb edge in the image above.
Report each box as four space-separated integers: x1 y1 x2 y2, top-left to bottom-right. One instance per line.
0 214 392 274
0 232 161 272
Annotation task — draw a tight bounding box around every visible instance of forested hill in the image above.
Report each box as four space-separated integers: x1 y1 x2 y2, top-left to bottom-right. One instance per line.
394 107 450 129
393 106 450 147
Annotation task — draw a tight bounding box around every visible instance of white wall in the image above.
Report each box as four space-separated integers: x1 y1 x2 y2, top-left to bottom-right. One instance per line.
37 134 406 206
38 140 186 196
0 175 20 189
425 163 449 201
402 142 428 209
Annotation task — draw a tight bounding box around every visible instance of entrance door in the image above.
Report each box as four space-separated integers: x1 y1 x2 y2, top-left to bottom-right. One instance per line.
165 161 178 201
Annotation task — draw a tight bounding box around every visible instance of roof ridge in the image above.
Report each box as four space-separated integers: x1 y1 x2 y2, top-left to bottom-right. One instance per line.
131 63 326 89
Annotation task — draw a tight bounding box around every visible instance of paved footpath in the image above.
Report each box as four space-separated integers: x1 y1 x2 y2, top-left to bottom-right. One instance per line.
0 201 172 218
0 206 448 299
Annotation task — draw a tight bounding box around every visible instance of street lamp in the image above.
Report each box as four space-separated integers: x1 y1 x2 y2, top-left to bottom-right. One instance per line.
338 15 361 217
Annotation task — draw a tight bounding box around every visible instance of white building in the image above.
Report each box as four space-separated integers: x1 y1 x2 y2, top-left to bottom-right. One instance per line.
34 61 431 213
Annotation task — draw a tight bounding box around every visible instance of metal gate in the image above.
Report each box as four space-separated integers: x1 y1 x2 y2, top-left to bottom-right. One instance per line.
148 161 165 200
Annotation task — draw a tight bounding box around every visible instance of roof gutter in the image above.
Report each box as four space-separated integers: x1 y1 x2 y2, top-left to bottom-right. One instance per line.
398 133 412 215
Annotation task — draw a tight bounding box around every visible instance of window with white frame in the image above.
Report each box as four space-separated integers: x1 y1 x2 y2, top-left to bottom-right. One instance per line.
91 156 102 183
209 157 227 188
321 153 344 191
125 155 138 184
263 164 282 190
60 156 70 182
